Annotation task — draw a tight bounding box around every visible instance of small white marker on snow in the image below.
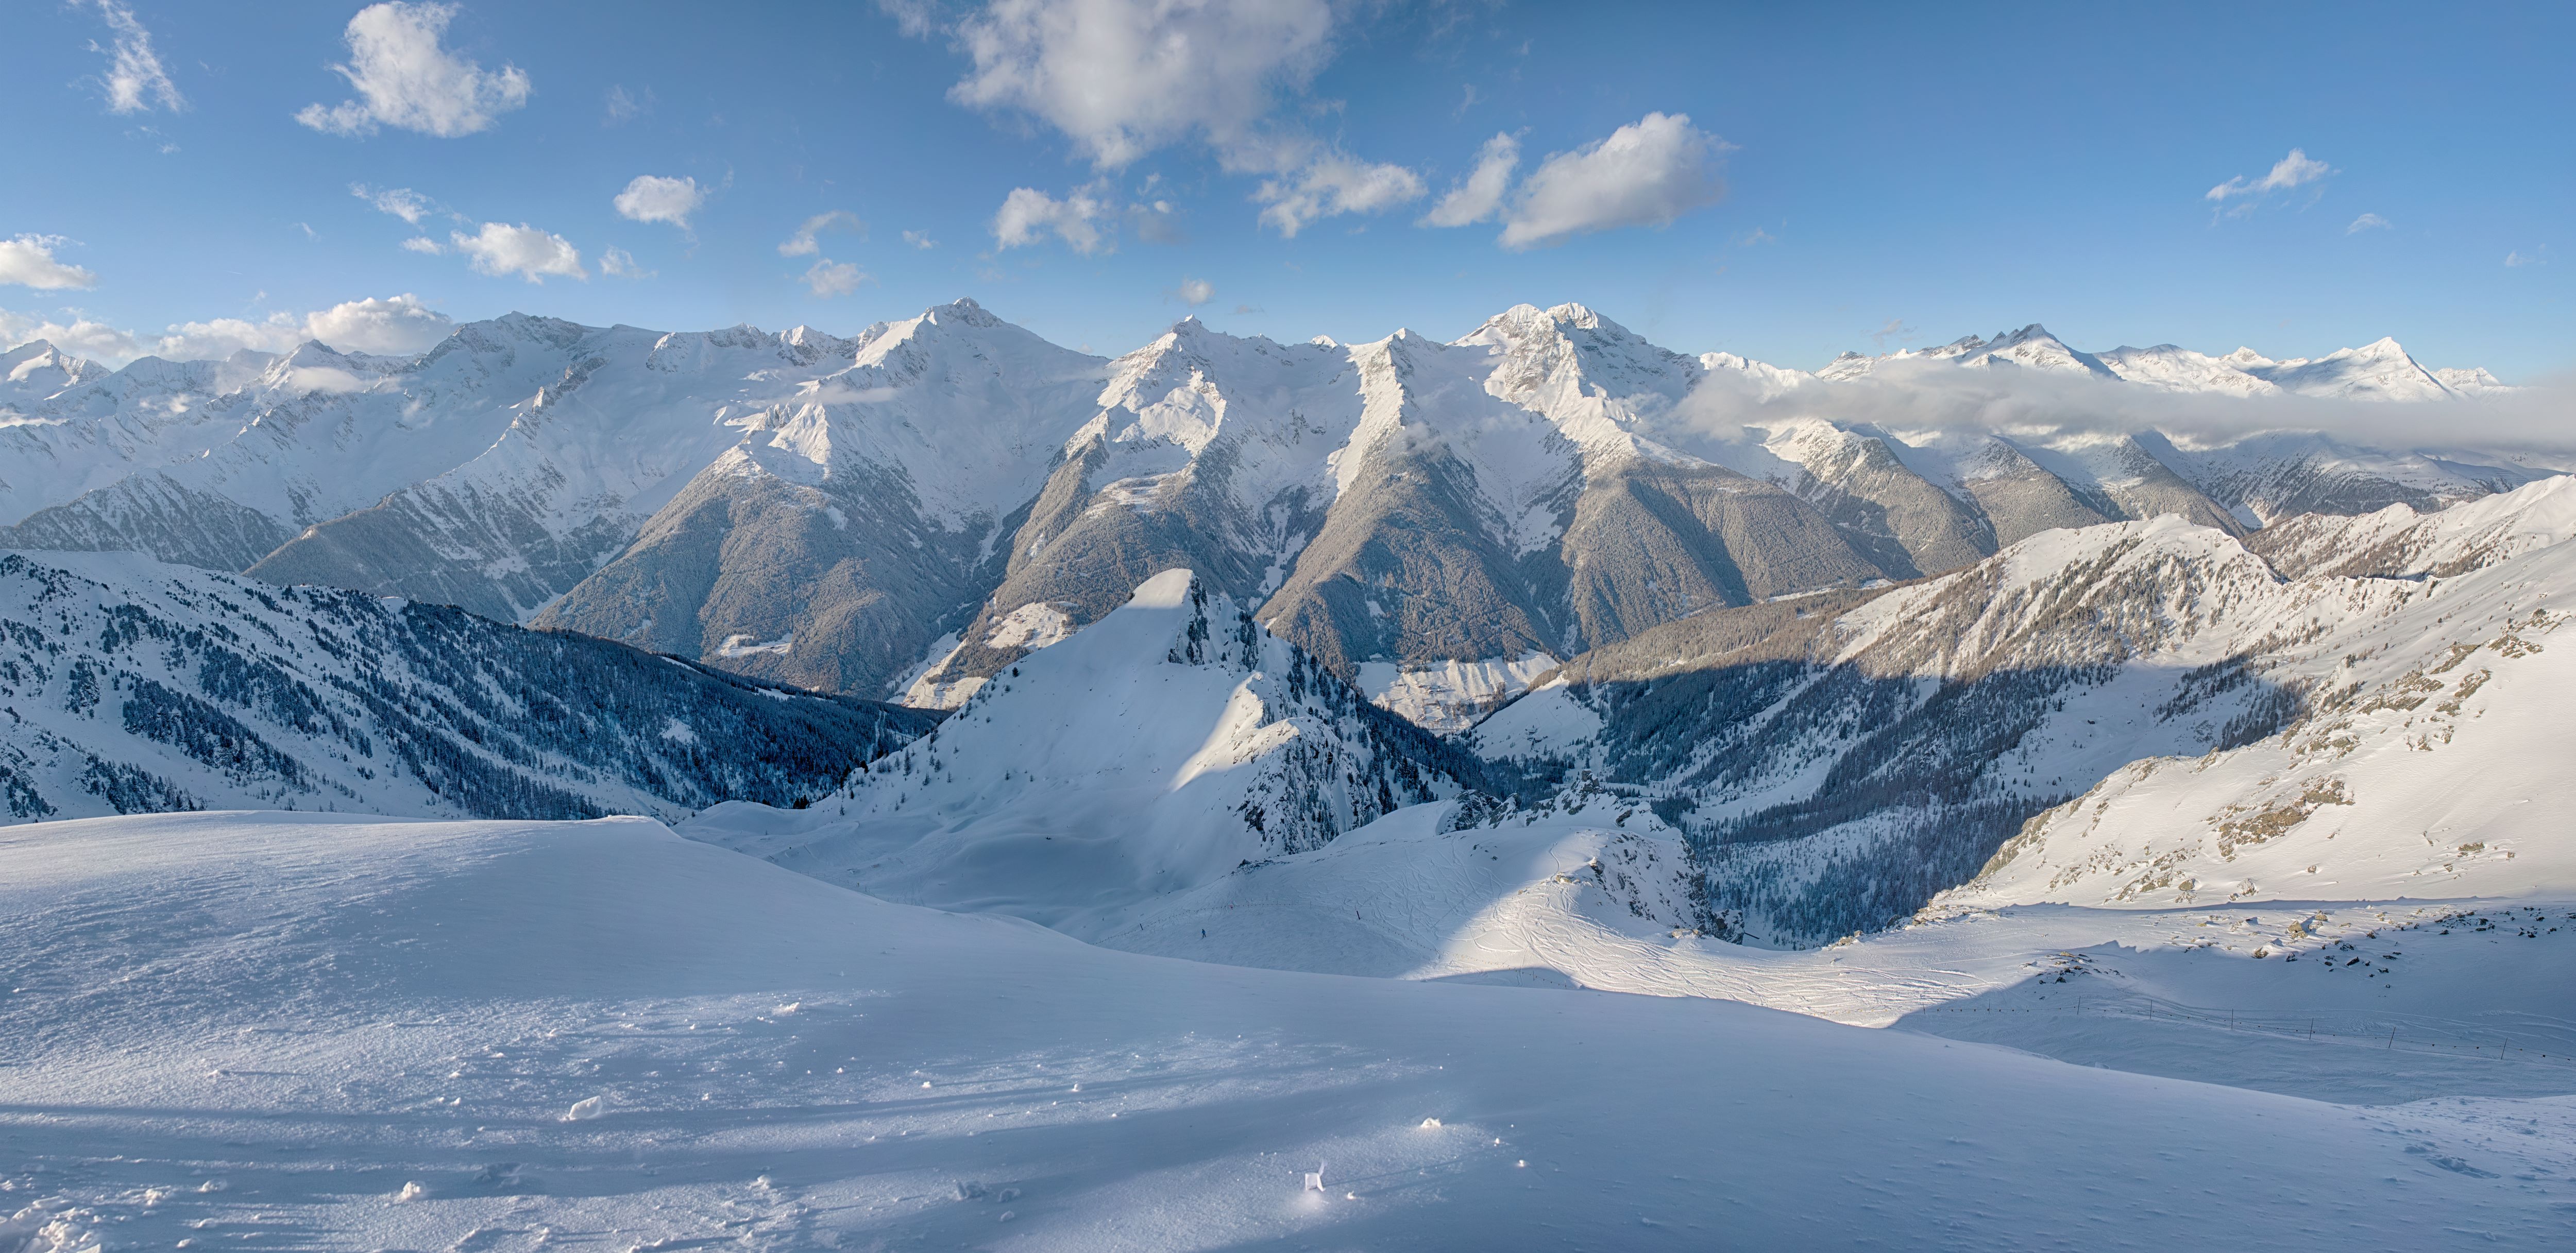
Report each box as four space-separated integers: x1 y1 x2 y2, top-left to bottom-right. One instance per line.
1304 1164 1327 1192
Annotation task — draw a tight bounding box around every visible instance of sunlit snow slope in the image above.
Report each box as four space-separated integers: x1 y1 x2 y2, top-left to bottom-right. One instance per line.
6 811 2574 1250
686 569 1482 928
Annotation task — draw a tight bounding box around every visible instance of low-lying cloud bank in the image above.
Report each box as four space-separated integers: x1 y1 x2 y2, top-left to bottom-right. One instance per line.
2 295 454 364
1673 356 2576 458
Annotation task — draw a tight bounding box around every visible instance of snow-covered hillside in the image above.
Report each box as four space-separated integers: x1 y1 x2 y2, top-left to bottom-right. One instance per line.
0 548 929 823
11 810 2575 1250
1473 475 2576 943
686 569 1484 926
1938 477 2576 914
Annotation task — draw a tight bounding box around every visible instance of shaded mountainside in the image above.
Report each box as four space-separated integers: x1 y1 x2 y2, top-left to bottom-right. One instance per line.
1476 519 2332 943
0 550 934 825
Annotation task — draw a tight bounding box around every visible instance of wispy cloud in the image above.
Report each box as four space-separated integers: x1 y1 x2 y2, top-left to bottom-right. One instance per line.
2506 247 2548 268
802 259 869 297
1170 277 1214 306
2346 212 2391 234
351 184 437 225
779 211 865 257
2206 148 2333 202
600 246 653 279
84 1 184 114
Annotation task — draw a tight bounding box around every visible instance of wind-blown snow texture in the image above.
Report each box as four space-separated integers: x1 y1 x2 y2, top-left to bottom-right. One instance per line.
9 810 2576 1250
0 548 931 823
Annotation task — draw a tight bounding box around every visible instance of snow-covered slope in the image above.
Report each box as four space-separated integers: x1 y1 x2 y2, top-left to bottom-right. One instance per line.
685 569 1484 926
1473 474 2576 946
0 548 929 823
14 811 2573 1248
1937 476 2576 913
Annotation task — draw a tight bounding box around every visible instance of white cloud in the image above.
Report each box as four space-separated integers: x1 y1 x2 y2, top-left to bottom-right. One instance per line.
1497 112 1726 250
296 2 532 139
600 246 653 279
1419 132 1519 228
614 175 705 229
290 294 455 353
803 259 869 297
946 0 1335 169
1254 151 1424 238
1173 277 1213 306
2346 213 2391 234
0 310 140 361
84 1 184 114
7 295 454 363
2506 248 2548 268
0 236 98 290
902 229 938 250
778 211 865 256
448 222 585 282
992 186 1107 253
351 183 436 225
400 236 444 254
2205 148 2333 202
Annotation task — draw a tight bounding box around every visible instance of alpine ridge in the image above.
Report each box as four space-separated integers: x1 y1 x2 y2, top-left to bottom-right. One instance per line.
1 304 2551 733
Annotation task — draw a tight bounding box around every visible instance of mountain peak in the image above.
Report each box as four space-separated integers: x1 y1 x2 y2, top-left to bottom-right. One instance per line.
1547 301 1604 329
931 296 1002 329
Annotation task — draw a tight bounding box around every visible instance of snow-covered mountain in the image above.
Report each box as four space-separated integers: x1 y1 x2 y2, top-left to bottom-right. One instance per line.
0 548 931 824
1472 473 2576 944
0 304 2545 730
685 568 1486 930
1821 322 2497 401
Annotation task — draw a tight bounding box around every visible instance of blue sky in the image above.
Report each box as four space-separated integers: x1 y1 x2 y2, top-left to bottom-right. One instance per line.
3 1 2568 377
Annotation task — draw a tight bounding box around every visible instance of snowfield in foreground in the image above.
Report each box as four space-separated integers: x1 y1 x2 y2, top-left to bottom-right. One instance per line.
7 811 2576 1250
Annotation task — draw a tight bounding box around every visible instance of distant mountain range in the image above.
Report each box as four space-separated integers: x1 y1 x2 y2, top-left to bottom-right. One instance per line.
1 304 2554 732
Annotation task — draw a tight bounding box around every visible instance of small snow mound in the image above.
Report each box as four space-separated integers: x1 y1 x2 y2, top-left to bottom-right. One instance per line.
1418 1117 1443 1129
396 1181 428 1202
772 1001 801 1016
0 1200 100 1253
565 1094 606 1121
